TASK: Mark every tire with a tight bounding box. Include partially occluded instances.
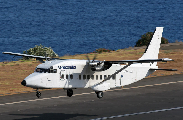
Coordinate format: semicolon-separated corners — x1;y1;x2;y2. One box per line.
67;89;73;97
36;91;41;98
97;91;103;99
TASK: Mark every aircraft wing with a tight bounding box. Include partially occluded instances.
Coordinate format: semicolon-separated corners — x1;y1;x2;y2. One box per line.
104;58;173;64
2;52;51;61
150;68;177;71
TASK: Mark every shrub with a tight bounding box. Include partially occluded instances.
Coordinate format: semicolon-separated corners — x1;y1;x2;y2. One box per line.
23;44;58;59
92;48;112;54
135;32;168;47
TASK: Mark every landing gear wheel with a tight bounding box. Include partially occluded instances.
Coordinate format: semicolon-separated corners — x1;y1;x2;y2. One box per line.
36;91;41;98
67;89;73;97
97;91;103;99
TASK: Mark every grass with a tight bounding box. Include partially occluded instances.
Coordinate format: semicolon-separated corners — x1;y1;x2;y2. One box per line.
0;48;183;95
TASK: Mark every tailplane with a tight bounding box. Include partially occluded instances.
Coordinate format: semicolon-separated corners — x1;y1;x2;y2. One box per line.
139;27;163;60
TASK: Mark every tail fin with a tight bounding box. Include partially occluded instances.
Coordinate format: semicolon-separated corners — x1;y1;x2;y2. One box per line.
139;27;164;60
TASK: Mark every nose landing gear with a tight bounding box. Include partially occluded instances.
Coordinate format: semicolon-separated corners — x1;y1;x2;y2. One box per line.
36;89;41;98
67;89;73;97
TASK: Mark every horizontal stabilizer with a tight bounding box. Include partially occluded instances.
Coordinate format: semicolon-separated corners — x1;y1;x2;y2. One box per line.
150;68;177;71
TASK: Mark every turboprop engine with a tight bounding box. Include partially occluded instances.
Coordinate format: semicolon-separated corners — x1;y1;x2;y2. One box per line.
89;61;112;71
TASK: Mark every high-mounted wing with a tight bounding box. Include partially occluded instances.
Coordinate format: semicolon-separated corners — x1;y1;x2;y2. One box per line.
2;52;51;62
104;58;173;64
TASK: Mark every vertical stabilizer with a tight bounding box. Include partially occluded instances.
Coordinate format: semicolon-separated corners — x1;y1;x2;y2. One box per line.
139;27;163;60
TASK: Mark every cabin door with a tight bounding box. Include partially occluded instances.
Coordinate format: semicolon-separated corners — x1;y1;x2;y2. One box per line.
115;73;123;87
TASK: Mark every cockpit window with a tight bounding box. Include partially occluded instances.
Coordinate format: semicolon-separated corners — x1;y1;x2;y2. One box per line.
35;68;57;73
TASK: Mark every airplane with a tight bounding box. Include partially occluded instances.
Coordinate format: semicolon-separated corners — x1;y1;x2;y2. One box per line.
3;27;177;99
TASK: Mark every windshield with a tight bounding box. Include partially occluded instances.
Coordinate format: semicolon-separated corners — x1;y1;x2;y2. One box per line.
35;68;57;73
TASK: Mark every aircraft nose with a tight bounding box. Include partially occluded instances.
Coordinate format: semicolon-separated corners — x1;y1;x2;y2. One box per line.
21;80;26;86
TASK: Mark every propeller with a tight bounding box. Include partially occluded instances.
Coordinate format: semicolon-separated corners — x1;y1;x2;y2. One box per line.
86;54;97;64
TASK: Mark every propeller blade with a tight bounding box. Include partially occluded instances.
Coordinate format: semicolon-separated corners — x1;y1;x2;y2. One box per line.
92;54;97;62
86;55;90;63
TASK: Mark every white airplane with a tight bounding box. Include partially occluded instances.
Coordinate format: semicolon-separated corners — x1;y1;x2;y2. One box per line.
3;27;177;99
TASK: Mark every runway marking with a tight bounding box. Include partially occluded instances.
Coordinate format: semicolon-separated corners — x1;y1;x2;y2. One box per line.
5;103;14;105
90;106;183;120
51;97;60;99
120;88;130;90
154;84;162;85
28;100;37;102
177;81;183;82
1;80;183;106
42;98;51;100
82;93;91;95
161;83;170;85
144;85;153;86
130;87;139;89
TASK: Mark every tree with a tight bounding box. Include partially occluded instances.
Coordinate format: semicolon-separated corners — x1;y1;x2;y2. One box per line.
135;32;168;47
23;44;58;59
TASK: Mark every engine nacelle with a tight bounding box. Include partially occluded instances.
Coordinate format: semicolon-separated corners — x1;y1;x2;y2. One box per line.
90;62;112;71
91;82;110;91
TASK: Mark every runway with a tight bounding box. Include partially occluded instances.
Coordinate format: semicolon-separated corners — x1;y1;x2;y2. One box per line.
0;74;183;120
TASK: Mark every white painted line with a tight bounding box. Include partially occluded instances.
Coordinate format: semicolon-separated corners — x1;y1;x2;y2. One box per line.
82;93;91;95
42;98;51;100
145;85;153;87
90;92;95;94
12;102;21;104
58;96;66;97
74;94;83;95
168;82;177;84
28;100;37;102
138;86;146;88
5;103;14;105
19;101;28;103
51;97;60;99
122;88;130;90
177;81;183;82
154;84;162;85
161;83;170;85
131;87;139;89
0;104;5;106
35;99;44;101
90;106;183;120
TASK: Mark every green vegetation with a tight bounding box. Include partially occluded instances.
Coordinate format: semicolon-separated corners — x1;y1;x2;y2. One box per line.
92;48;112;54
135;32;168;47
23;44;58;59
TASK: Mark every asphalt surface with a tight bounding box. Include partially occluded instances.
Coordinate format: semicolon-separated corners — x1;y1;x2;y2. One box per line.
0;74;183;120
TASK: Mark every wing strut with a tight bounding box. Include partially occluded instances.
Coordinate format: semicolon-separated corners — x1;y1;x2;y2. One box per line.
94;63;132;86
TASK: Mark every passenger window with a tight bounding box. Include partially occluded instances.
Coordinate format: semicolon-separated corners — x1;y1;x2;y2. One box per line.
70;74;73;79
83;75;86;80
96;75;98;80
53;69;57;73
104;75;107;79
66;74;68;79
100;75;102;80
79;75;81;80
108;75;110;78
91;75;94;80
112;75;116;80
87;75;90;79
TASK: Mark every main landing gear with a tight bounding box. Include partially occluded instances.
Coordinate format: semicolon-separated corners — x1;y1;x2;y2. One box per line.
36;89;41;98
95;91;103;99
67;89;73;97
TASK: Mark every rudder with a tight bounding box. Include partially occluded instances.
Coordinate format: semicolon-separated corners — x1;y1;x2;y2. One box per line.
139;27;164;60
